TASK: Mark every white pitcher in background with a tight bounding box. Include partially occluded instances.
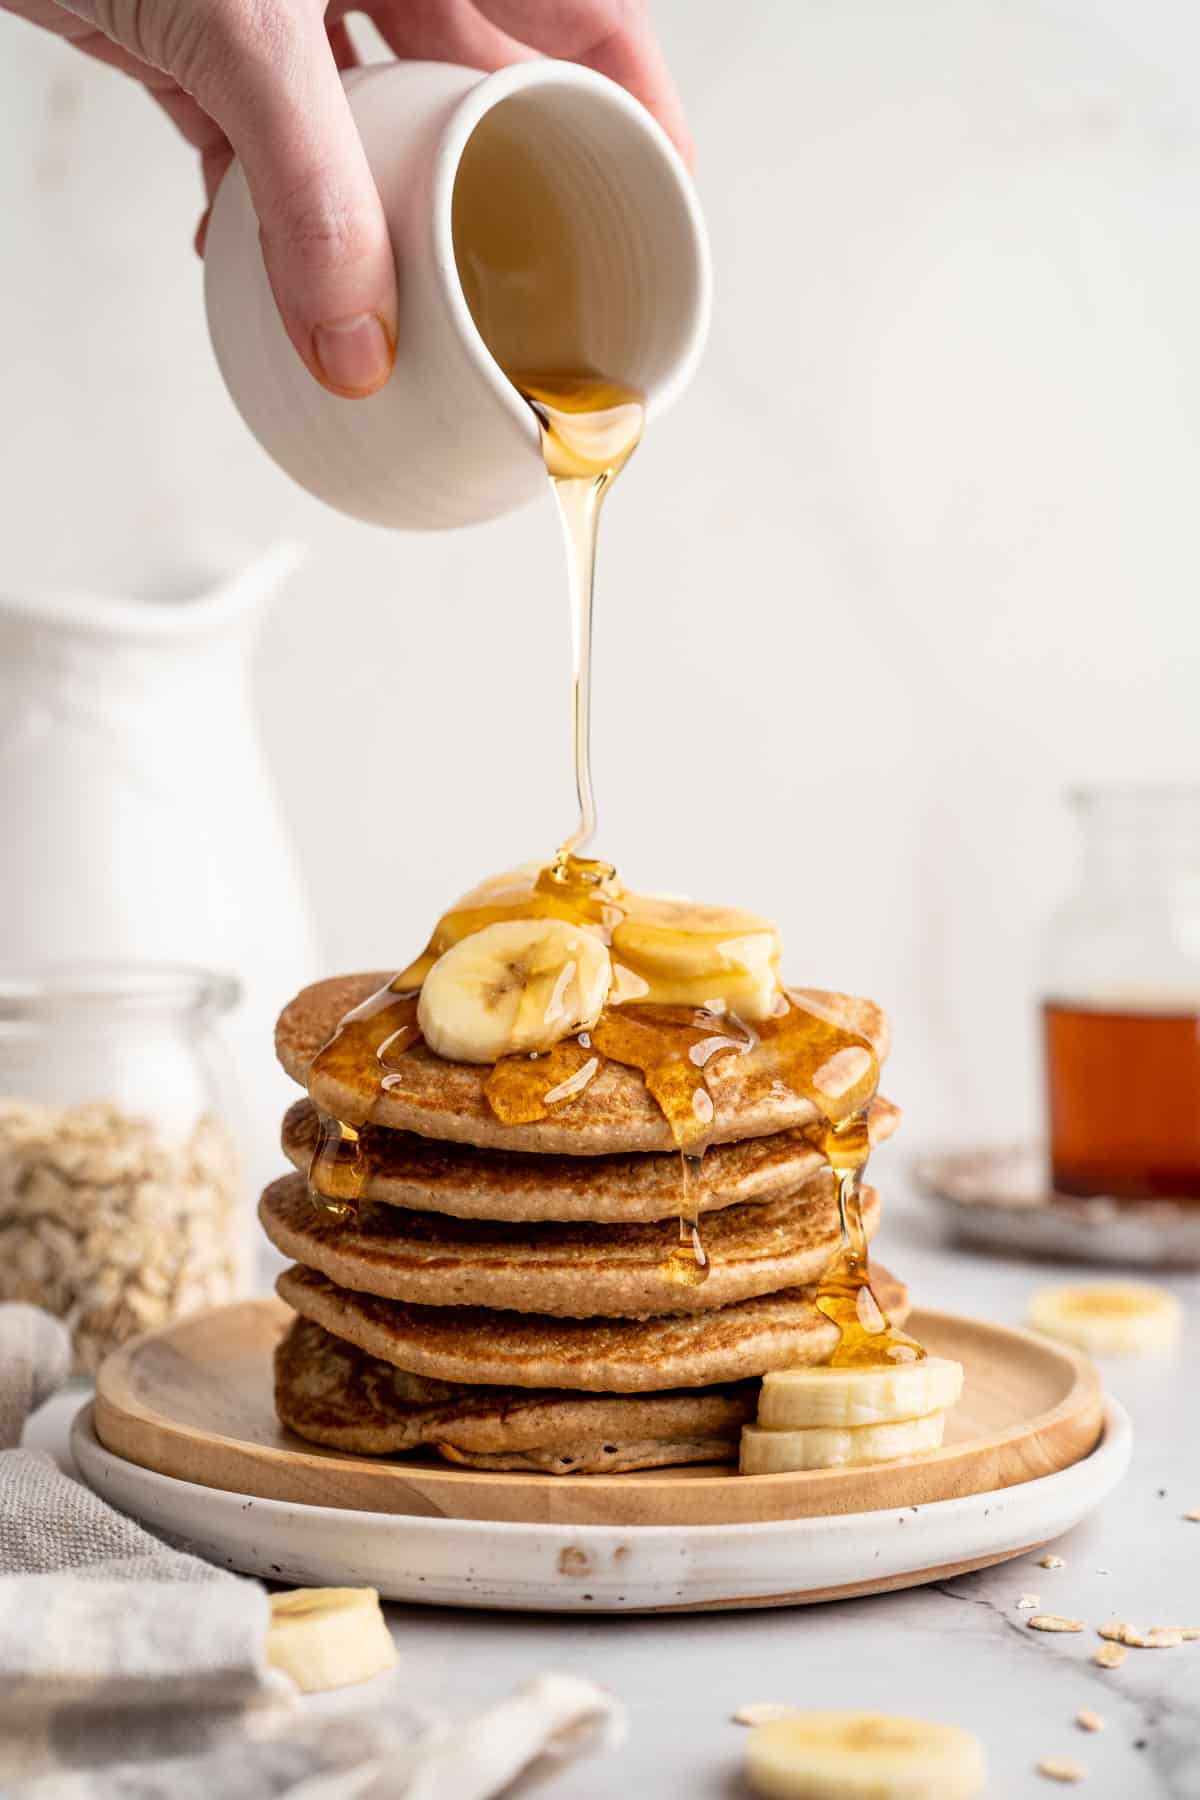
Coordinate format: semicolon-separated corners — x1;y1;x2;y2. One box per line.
0;544;321;1203
204;59;711;528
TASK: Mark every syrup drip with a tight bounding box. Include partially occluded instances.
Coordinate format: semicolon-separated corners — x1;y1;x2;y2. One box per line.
748;1002;924;1364
594;1004;758;1285
810;1107;924;1366
305;983;420;1216
815;1168;924;1366
669;1151;709;1286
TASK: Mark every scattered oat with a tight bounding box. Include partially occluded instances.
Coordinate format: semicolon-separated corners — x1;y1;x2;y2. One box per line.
1152;1626;1200;1641
1017;1594;1041;1610
1184;1509;1200;1522
1029;1615;1086;1634
1099;1621;1186;1649
1039;1554;1066;1570
1038;1757;1086;1783
1076;1710;1104;1733
732;1702;792;1727
1093;1643;1127;1669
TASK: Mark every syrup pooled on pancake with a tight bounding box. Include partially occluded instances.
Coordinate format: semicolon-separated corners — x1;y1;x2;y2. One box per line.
302;887;919;1364
306;988;421;1218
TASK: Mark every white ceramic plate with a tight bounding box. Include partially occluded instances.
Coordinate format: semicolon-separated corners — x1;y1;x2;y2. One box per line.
71;1399;1130;1613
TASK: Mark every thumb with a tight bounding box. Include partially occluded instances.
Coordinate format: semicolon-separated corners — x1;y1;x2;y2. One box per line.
202;12;397;397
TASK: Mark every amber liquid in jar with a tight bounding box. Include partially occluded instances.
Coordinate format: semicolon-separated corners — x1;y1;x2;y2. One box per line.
1044;997;1200;1201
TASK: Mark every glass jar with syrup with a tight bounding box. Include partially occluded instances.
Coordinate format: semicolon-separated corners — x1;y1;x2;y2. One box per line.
1042;786;1200;1202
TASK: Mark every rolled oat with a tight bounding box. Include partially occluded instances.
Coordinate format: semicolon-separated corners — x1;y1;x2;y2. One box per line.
0;1100;241;1373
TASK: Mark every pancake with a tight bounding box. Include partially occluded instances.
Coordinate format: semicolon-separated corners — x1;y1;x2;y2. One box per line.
276;974;891;1155
259;1172;882;1316
276;1315;756;1471
282;1096;901;1222
276;1262;910;1392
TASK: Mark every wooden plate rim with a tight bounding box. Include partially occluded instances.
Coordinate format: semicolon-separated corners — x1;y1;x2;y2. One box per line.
93;1299;1104;1526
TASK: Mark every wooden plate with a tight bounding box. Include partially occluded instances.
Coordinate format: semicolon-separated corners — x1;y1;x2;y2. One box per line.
93;1298;1105;1528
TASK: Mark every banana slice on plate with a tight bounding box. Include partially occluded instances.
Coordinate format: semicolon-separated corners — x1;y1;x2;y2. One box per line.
757;1359;963;1430
740;1411;945;1475
1026;1282;1182;1357
746;1711;985;1800
611;894;782;1020
418;918;611;1063
266;1587;397;1693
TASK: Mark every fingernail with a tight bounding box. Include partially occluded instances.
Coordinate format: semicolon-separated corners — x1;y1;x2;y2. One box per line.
312;312;393;395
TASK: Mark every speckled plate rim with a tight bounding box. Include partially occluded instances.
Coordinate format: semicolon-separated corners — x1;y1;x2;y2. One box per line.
70;1398;1131;1613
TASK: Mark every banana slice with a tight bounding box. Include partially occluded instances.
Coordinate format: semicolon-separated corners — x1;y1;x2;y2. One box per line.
266;1587;397;1693
611;894;782;1021
757;1359;963;1430
746;1711;985;1800
740;1411;945;1475
418;918;611;1063
1026;1282;1182;1357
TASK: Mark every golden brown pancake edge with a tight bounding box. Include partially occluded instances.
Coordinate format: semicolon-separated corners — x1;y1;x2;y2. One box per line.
275;1261;910;1393
275;1314;757;1471
275;973;891;1155
259;1172;882;1316
281;1095;901;1221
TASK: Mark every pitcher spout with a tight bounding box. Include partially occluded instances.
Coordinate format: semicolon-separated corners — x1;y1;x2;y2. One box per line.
0;540;306;643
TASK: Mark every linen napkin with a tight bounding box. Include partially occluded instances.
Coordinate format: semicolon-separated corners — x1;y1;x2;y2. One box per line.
0;1303;622;1797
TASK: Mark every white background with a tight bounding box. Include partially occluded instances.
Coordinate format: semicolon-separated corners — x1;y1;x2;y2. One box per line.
3;0;1199;1151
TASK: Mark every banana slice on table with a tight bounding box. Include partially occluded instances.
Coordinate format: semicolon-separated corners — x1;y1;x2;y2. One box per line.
757;1359;963;1430
611;894;782;1020
740;1411;945;1476
418;918;611;1063
746;1711;985;1800
266;1587;397;1693
1026;1282;1182;1357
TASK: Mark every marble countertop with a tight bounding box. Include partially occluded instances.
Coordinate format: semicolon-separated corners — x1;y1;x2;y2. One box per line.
25;1180;1200;1799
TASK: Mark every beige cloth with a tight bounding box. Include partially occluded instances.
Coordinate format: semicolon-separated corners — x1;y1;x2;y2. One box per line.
0;1303;622;1797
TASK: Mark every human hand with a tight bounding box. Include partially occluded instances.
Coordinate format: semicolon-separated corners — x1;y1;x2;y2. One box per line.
7;0;691;396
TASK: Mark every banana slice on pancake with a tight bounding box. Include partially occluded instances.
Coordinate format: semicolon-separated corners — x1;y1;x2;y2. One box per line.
418;918;611;1063
611;894;781;1020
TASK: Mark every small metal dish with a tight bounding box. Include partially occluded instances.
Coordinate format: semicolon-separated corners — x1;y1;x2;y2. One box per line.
913;1145;1200;1268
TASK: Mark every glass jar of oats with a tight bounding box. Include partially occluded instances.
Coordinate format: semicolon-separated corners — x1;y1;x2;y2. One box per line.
0;965;245;1373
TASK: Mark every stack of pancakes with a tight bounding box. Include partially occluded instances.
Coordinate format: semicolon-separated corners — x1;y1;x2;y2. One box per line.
263;974;908;1475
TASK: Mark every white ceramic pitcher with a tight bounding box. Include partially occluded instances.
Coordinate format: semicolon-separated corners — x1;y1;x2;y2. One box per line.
0;545;321;1201
204;59;711;529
